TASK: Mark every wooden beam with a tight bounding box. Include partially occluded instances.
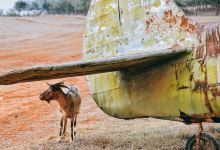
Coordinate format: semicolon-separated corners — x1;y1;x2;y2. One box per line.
0;48;191;85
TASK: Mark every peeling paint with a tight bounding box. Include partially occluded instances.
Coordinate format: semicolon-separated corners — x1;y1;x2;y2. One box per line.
83;0;220;121
180;110;216;124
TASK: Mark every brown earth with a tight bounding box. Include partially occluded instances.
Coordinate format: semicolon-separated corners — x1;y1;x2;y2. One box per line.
0;15;220;150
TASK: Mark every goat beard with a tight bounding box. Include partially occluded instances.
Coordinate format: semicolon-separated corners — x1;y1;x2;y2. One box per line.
46;100;51;104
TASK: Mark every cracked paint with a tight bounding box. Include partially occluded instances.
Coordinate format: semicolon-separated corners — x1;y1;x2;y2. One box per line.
83;0;220;122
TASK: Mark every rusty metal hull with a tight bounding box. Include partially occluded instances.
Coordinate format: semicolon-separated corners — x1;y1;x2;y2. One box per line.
84;0;220;122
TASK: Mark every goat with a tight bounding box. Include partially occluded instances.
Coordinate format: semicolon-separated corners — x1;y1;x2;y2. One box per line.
39;82;81;141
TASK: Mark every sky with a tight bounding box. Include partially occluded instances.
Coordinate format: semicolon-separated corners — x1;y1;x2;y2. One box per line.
0;0;18;11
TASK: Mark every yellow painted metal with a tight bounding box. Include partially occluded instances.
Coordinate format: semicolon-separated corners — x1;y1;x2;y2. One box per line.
83;0;220;120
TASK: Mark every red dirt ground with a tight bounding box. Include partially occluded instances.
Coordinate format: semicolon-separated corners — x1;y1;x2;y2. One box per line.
0;15;100;149
1;16;220;150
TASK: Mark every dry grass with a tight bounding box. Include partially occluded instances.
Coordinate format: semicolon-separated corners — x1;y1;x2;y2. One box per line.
20;117;220;150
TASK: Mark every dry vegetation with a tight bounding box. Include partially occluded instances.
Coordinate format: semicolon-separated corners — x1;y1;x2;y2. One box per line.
0;16;220;150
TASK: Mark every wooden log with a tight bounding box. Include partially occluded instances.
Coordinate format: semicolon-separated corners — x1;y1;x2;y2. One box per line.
0;48;191;85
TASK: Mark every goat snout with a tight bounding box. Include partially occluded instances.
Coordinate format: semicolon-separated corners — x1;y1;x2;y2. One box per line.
39;94;44;100
39;95;50;104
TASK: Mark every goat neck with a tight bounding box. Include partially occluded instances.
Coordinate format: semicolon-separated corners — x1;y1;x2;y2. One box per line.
56;90;70;110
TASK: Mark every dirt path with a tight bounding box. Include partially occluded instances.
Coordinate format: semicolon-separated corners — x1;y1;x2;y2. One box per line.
0;16;220;150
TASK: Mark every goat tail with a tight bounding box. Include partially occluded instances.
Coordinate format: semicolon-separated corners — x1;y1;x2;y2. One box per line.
70;85;81;96
73;85;79;92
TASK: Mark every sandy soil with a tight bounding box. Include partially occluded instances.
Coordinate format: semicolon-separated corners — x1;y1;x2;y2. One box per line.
0;15;220;150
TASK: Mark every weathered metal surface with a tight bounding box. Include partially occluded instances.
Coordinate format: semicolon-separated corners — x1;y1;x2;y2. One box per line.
84;0;220;121
0;47;189;85
189;23;220;123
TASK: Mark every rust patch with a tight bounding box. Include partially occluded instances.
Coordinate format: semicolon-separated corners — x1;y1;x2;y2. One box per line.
210;87;220;99
180;16;188;28
203;86;214;114
193;63;215;114
193;23;220;115
145;20;151;32
188;23;196;33
194;82;220;99
202;63;214;114
179;110;216;124
196;44;204;59
196;24;220;58
145;14;154;32
195;24;204;59
165;0;171;5
163;10;177;27
194;80;207;91
180;16;196;33
205;24;220;57
146;20;150;26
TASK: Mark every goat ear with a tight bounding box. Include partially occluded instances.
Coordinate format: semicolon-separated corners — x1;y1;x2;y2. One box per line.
50;85;57;92
59;84;69;89
55;81;64;86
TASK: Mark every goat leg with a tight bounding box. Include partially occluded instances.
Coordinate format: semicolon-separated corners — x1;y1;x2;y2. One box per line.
74;116;77;136
62;117;67;136
56;117;64;143
71;118;74;141
59;117;63;136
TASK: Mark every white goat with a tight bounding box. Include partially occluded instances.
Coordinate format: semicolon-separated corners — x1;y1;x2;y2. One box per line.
39;82;81;141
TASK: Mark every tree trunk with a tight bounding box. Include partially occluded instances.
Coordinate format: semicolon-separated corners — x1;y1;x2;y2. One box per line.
216;3;220;16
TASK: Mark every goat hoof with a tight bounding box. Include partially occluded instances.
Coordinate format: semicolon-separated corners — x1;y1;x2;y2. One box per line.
57;137;62;143
61;134;66;139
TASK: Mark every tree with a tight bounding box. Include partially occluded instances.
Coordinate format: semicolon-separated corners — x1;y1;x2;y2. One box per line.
41;0;50;14
215;0;220;15
82;0;91;14
30;1;41;10
0;9;3;16
9;0;92;16
6;9;18;16
52;1;74;14
14;0;27;15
